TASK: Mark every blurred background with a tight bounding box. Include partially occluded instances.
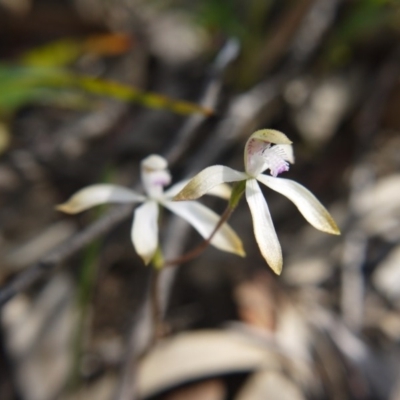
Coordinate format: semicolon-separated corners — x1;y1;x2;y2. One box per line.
0;0;400;399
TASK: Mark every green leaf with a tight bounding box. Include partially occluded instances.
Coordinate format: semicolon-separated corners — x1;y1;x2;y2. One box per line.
0;65;213;116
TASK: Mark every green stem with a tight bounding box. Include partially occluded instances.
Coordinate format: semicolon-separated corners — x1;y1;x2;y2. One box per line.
68;168;113;391
149;268;163;344
68;236;101;390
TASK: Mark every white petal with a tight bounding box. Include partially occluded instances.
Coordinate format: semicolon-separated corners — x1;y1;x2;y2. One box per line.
164;201;245;256
132;200;159;265
244;130;293;177
165;179;232;200
261;146;290;177
257;174;340;235
143;169;171;199
56;184;145;214
246;154;269;178
245;179;282;275
275;144;295;163
141;155;171;198
173;165;247;201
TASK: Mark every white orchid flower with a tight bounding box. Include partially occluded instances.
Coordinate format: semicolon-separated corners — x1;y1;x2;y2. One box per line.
174;129;340;275
57;154;245;265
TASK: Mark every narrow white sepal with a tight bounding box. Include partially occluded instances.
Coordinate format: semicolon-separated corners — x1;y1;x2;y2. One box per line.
245;179;283;275
256;174;340;235
173;165;247;201
165;179;232;200
164;200;245;257
56;184;145;214
132;200;159;265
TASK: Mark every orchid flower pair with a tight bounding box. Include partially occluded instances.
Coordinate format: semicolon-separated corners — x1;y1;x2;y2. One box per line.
57;154;245;265
58;129;339;274
174;129;340;274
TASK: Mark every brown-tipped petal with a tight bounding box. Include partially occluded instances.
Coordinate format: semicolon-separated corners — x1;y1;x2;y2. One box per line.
257;175;340;235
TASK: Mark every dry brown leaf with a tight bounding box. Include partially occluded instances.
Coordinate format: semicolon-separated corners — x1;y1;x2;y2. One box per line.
235;370;306;400
163;379;225;400
137;330;278;399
